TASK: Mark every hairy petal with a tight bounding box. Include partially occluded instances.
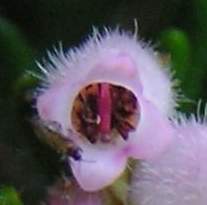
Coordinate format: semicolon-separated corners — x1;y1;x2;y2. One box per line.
37;29;176;117
130;118;207;205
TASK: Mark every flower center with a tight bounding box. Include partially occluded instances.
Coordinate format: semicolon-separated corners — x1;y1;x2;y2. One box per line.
71;83;140;143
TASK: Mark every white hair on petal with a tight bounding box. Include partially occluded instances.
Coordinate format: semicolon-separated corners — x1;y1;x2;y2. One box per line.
34;27;178;116
133;19;138;40
172;100;207;127
26;70;45;81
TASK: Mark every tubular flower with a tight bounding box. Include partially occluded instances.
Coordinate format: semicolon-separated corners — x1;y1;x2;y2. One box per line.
130;116;207;205
35;28;174;191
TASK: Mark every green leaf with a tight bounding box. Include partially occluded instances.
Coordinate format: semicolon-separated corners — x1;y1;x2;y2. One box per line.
0;187;23;205
159;28;191;80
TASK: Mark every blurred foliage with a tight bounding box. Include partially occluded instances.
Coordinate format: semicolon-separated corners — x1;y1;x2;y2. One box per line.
0;0;207;204
0;187;23;205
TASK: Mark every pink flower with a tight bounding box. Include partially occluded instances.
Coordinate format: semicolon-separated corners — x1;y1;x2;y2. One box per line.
35;28;174;191
130;116;207;205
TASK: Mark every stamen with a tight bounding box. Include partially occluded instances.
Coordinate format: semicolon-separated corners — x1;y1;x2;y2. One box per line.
98;83;112;142
98;83;112;133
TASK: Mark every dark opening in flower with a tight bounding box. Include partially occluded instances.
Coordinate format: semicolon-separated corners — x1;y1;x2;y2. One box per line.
71;82;140;144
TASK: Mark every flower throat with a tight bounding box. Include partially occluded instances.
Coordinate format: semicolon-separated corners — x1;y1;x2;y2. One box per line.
71;82;140;143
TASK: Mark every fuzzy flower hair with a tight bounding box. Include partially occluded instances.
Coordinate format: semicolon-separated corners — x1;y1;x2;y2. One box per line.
130;115;207;205
35;28;174;192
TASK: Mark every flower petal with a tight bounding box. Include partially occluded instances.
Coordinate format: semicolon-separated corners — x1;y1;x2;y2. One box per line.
70;144;127;191
37;84;71;134
130;119;207;205
37;29;176;119
125;96;173;160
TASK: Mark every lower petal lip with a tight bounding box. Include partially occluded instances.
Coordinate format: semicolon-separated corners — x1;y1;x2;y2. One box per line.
70;153;127;191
